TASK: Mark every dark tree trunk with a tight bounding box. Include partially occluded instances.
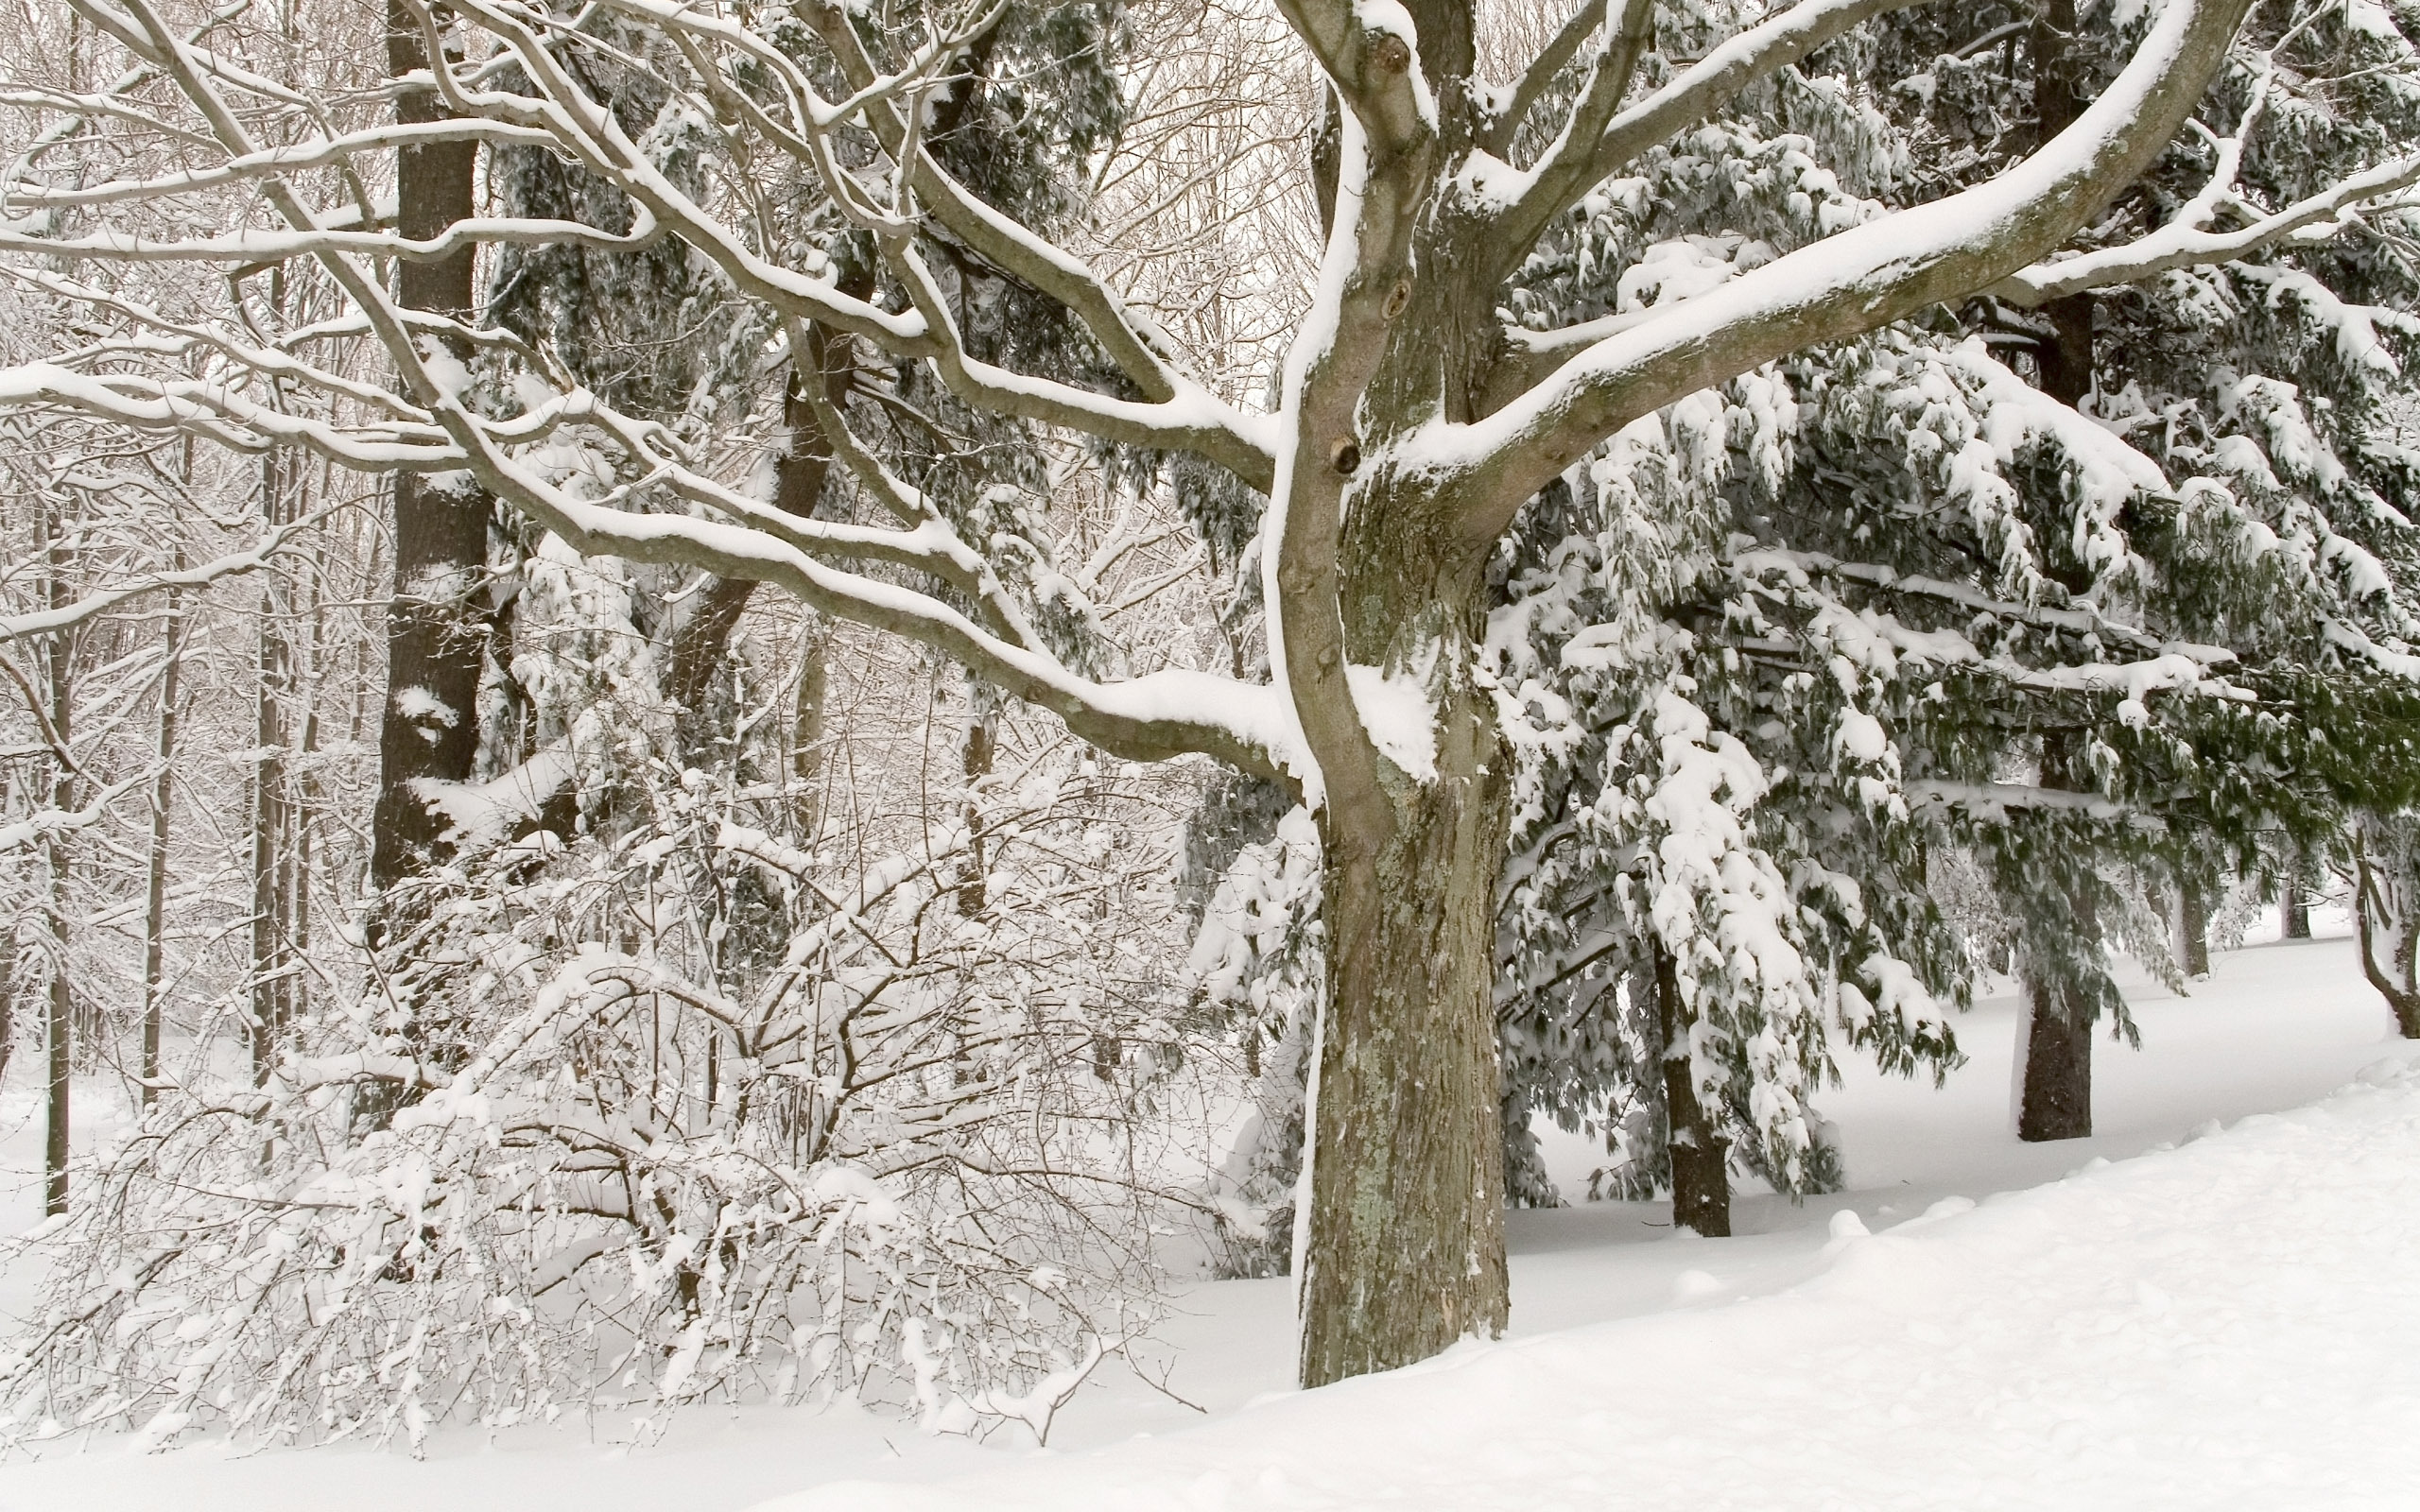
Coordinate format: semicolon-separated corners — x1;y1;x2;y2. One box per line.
140;579;183;1109
43;508;71;1215
1656;945;1731;1236
2007;16;2102;1148
2179;876;2211;978
664;324;856;771
2016;981;2094;1141
957;684;995;917
370;6;493;892
252;450;296;1084
2017;732;2098;1143
1297;676;1511;1388
2282;870;2312;939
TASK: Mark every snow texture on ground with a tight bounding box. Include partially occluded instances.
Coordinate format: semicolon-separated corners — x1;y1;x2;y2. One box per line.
2;929;2412;1510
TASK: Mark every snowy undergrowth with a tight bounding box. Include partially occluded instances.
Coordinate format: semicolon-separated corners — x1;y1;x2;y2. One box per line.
784;1050;2420;1510
0;938;2404;1511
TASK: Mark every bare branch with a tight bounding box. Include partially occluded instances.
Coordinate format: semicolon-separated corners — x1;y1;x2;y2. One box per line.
1482;0;1611;157
1477;0;1655;270
1473;0;1932;283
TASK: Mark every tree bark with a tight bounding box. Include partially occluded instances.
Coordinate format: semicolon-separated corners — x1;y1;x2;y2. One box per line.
2178;875;2211;979
2354;835;2420;1037
1656;945;1732;1236
2281;868;2311;939
2017;732;2097;1143
665;301;860;772
42;504;71;1216
1297;674;1511;1388
2005;14;2102;1147
957;682;996;917
251;451;296;1084
370;5;493;892
2016;979;2094;1141
791;615;830;833
140;577;183;1109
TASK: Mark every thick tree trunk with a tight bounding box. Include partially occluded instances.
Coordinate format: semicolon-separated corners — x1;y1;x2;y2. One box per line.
2354;840;2420;1038
2178;876;2211;979
1656;946;1731;1236
2281;869;2312;939
2015;980;2094;1140
2017;731;2097;1143
2008;19;2102;1146
370;6;493;892
1297;681;1511;1388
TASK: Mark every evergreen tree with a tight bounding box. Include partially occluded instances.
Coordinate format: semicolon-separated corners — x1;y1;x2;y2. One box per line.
1494;0;2420;1236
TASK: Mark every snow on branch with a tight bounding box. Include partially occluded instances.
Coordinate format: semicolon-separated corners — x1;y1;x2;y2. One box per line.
0;507;336;644
1995;50;2420;306
1270;0;1438;153
1427;0;2259;534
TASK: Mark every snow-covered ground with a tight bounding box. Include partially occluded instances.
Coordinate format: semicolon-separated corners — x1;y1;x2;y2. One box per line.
4;925;2414;1511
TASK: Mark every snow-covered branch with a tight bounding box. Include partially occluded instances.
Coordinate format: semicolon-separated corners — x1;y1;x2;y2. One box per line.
1434;0;2257;535
1996;149;2420;305
1477;0;1928;280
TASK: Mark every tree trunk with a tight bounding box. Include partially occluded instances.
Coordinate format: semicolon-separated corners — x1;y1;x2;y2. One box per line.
1656;945;1731;1236
2178;876;2211;979
2017;731;2097;1143
370;5;493;892
2282;869;2311;939
665;302;859;773
2004;16;2103;1147
43;507;71;1216
2354;834;2420;1038
0;922;16;1088
2015;979;2094;1141
1296;680;1511;1388
958;683;996;917
140;578;183;1109
251;452;295;1084
791;615;830;833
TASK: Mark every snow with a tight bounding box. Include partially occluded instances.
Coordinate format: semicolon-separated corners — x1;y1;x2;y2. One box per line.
7;930;2417;1511
1343;662;1439;781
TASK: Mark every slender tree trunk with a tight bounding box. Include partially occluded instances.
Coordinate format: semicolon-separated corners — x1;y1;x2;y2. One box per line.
1656;944;1731;1236
140;579;183;1109
666;322;858;773
958;682;996;917
0;919;16;1087
252;452;294;1084
790;614;830;834
1297;675;1511;1388
370;5;493;893
42;507;71;1216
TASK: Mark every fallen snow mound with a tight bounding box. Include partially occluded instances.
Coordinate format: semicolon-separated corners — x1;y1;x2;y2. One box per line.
773;1056;2420;1511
